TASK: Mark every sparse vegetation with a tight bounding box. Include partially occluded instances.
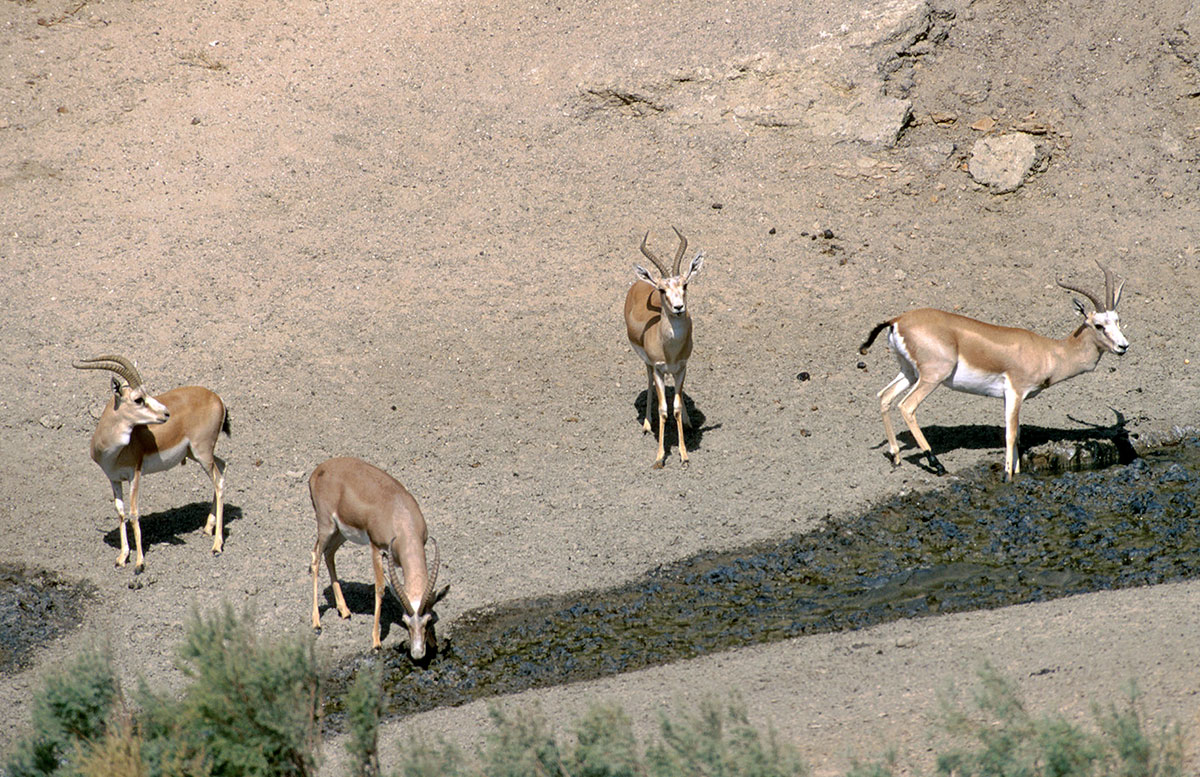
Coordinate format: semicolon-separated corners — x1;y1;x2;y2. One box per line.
3;612;1187;777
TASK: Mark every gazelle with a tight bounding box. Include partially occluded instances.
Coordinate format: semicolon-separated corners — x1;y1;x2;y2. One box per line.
859;261;1128;480
624;226;704;468
73;355;229;572
309;457;448;659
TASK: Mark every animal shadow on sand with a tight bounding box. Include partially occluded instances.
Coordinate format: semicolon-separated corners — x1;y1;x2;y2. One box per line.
632;388;721;462
102;501;243;552
880;410;1134;475
316;582;441;659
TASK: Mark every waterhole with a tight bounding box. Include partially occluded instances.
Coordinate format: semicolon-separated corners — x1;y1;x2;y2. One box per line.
325;434;1200;726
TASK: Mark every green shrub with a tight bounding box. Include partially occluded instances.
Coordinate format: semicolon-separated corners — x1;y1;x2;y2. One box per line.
345;663;384;777
5;647;119;777
140;604;321;777
934;665;1183;777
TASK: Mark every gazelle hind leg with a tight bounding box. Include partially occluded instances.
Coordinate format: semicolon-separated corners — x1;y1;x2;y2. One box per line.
676;365;691;430
322;533;350;619
642;364;655;432
673;376;689;467
201;454;226;555
897;377;948;475
877;373;911;465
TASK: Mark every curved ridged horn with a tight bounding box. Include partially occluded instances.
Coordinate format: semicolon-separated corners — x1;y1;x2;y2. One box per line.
671;226;688;275
1095;259;1124;310
72;354;143;388
1055;277;1104;312
639;231;669;277
384;539;417;617
420;537;440;613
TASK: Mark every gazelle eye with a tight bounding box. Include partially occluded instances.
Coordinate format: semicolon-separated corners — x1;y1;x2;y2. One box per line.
135;396;145;405
1094;323;1103;330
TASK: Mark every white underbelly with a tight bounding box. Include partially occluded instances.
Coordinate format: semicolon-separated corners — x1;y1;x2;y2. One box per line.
141;440;190;474
945;360;1007;398
334;514;371;545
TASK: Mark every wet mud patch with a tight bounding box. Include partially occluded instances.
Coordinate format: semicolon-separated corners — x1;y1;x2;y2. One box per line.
324;435;1200;728
0;564;95;676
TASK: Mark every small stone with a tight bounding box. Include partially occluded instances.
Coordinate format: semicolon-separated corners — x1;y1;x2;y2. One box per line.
768;227;776;235
970;116;996;131
968;132;1046;194
286;470;305;480
191;116;201;125
822;228;834;239
929;111;958;125
856;361;867;370
38;415;62;429
711;202;724;209
796;372;810;382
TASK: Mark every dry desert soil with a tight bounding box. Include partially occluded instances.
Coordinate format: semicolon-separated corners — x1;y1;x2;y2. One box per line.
2;0;1200;774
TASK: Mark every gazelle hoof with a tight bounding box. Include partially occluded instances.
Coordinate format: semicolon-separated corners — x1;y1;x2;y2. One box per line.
134;563;145;575
652;460;665;469
313;625;322;635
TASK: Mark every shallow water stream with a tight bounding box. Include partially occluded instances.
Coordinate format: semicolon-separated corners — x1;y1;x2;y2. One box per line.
325;435;1200;726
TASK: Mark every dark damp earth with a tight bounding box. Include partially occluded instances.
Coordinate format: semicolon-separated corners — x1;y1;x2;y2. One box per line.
0;565;94;677
322;435;1200;729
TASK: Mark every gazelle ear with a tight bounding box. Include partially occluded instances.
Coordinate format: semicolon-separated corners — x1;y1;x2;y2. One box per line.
686;253;704;280
633;264;657;285
1071;298;1087;317
1113;278;1125;308
110;377;123;404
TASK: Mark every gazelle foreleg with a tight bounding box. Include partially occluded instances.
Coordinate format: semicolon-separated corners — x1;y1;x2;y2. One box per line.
877;373;912;466
110;480;132;569
653;368;669;468
1003;387;1023;481
129;467;146;572
896;377;948;476
370;545;386;650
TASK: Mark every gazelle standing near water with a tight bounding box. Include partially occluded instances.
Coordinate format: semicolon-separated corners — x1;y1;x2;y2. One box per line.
73;355;229;572
859;261;1128;480
309;457;447;659
624;227;704;468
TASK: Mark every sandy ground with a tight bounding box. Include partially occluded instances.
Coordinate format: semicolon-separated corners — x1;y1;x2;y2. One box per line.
2;0;1199;773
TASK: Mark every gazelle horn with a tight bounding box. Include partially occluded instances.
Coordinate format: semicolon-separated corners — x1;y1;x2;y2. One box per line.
72;354;144;388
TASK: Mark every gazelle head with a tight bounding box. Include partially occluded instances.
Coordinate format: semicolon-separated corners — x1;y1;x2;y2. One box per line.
73;355;170;425
634;227;703;317
384;536;444;661
1057;260;1128;356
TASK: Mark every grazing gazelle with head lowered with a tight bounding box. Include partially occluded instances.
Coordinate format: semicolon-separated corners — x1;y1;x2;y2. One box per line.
73;355;229;572
624;226;704;468
309;457;447;659
859;261;1128;481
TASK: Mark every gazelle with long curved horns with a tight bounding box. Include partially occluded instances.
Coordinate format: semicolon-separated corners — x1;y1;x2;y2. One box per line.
624;226;704;468
859;261;1128;480
73;355;230;571
309;457;448;659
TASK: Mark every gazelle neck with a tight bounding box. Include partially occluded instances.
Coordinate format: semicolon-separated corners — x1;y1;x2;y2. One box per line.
392;533;429;606
1047;325;1107;385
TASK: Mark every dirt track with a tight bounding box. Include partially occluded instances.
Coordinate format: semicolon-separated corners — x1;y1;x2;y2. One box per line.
2;0;1199;773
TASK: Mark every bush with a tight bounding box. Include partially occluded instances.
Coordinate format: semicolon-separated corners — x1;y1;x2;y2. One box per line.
392;696;808;777
932;665;1183;777
139;604;321;777
5;647;119;777
345;663;384;777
